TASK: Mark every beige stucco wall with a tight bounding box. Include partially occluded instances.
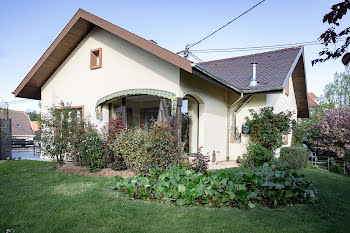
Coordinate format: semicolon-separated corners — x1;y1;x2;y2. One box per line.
228;94;266;160
41;26;180;128
180;71;240;161
266;76;298;155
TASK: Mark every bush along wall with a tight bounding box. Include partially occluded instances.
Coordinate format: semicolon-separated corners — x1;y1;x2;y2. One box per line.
114;165;317;209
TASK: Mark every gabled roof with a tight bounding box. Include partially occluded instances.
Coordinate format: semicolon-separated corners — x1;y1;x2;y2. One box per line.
8;110;34;136
194;47;309;117
14;9;192;100
194;47;302;93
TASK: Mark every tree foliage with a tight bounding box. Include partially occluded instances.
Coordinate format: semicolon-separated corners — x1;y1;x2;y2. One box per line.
313;0;350;65
245;107;295;151
26;110;40;121
319;70;350;108
40;102;83;163
315;107;350;157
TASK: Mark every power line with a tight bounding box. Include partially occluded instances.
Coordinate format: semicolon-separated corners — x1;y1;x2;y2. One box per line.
189;38;347;54
189;52;204;63
6;99;37;104
186;0;267;50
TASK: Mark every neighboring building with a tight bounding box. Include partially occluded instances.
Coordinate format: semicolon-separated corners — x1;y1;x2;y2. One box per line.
13;9;309;161
308;92;319;109
31;121;40;133
8;110;35;146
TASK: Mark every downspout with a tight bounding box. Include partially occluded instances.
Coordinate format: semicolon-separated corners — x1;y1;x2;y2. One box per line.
233;95;254;140
226;93;243;160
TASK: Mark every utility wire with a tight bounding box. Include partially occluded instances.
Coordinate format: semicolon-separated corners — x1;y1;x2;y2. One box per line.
6;99;37;104
189;52;204;63
189;38;347;54
185;0;267;50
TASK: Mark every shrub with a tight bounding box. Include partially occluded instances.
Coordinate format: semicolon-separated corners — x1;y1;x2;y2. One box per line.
110;121;179;173
75;122;106;172
190;153;210;173
146;121;179;169
102;116;126;170
245;107;295;151
278;146;309;170
110;128;149;173
40;102;84;163
329;163;343;174
242;143;274;168
114;165;317;209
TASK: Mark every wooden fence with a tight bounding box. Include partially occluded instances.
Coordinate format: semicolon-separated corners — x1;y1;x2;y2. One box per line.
310;152;349;175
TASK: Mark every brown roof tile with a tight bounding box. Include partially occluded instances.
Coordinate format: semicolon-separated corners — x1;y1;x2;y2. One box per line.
195;47;302;93
8;110;35;136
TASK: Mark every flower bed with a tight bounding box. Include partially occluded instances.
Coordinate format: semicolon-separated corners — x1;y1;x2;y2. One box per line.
114;165;317;208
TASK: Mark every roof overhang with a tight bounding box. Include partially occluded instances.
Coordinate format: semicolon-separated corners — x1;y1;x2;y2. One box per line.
14;9;192;100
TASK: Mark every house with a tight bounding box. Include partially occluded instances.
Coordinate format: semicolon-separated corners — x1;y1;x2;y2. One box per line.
30;121;40;134
13;9;309;161
308;92;319;109
8;110;35;147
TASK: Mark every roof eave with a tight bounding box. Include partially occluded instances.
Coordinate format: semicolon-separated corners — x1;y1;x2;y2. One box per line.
14;9;192;99
193;65;242;94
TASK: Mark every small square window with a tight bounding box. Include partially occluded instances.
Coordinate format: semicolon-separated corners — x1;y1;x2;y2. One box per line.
90;48;102;70
16;123;20;128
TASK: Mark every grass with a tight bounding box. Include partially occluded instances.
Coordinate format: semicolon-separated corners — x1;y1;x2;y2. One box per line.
0;160;349;233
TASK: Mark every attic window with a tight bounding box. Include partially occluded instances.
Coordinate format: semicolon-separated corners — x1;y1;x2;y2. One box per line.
285;80;290;96
16;123;20;128
90;48;102;70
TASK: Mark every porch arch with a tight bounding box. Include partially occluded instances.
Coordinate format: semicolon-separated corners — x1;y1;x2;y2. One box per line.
95;88;177;120
182;93;204;154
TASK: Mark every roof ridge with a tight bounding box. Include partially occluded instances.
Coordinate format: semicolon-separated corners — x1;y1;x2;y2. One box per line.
198;46;303;65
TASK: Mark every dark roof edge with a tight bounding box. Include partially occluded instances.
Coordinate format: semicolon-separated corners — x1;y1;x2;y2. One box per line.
281;47;303;90
198;46;303;65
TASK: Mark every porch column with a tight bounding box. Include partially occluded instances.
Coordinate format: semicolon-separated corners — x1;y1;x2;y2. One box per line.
122;97;127;127
108;103;112;122
174;97;183;154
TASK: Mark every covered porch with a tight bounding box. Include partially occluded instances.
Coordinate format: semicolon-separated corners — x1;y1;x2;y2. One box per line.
95;89;201;154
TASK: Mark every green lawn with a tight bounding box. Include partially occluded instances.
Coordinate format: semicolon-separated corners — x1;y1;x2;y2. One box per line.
0;160;349;233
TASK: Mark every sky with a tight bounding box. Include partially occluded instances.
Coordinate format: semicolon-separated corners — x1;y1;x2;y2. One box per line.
0;0;349;112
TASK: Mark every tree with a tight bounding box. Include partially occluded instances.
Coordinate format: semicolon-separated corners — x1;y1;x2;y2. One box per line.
315;107;350;157
312;0;350;66
26;110;40;121
293;111;320;152
319;69;350;108
40;102;83;163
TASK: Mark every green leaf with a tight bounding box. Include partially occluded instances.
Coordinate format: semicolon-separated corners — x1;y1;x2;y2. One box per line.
159;174;167;181
237;190;247;201
176;199;186;206
285;189;293;198
149;168;156;175
178;184;186;193
248;202;256;209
